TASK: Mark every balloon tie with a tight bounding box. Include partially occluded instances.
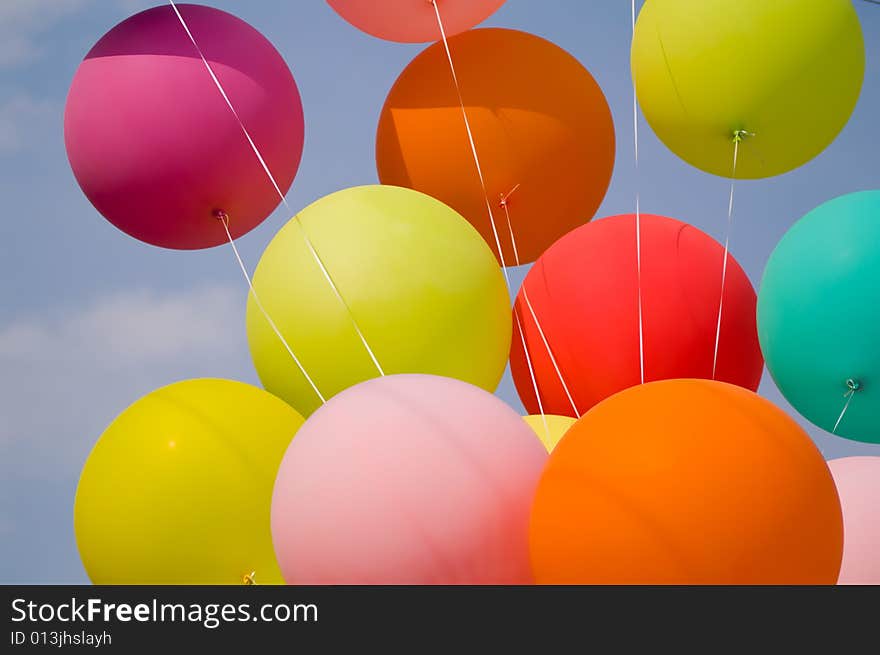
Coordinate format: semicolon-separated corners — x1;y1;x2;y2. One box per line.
431;0;579;418
711;135;741;379
832;379;862;434
242;571;257;585
168;0;385;382
632;0;646;386
732;129;754;145
214;210;327;404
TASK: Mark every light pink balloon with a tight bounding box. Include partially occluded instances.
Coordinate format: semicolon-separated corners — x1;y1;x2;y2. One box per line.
828;457;880;585
64;4;304;250
271;374;547;584
327;0;506;43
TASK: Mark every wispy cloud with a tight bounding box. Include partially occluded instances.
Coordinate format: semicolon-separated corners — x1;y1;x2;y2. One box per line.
0;0;92;69
0;283;255;478
0;92;56;154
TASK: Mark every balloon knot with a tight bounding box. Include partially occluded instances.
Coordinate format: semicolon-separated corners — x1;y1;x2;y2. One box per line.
845;378;862;395
213;209;230;225
732;129;754;144
242;571;257;585
499;183;521;209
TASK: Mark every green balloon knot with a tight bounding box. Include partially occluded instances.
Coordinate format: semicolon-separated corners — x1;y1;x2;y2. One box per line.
732;129;754;144
846;378;862;393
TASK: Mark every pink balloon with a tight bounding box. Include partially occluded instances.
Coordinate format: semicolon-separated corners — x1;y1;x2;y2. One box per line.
64;4;304;250
828;457;880;584
327;0;506;43
271;374;547;584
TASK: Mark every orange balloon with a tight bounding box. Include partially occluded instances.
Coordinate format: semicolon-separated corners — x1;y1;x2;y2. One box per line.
376;28;615;265
529;379;843;584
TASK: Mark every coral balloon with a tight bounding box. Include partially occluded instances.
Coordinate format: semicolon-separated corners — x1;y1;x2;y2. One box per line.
523;414;575;453
377;28;615;264
632;0;864;179
530;379;843;584
758;191;880;443
247;185;511;416
74;379;304;584
511;214;763;417
327;0;505;43
271;374;547;584
827;457;880;585
64;4;304;249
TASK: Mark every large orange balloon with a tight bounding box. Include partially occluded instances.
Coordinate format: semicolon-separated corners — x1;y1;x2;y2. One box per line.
376;28;615;265
530;380;843;585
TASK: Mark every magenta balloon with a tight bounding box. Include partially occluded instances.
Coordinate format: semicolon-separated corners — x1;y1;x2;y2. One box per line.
271;374;547;584
327;0;506;43
64;4;304;249
828;457;880;585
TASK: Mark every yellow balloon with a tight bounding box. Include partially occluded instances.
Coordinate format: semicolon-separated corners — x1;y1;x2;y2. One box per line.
74;379;304;584
632;0;864;178
247;185;511;416
523;414;576;452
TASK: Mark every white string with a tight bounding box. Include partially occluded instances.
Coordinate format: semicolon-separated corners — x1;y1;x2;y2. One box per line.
168;0;385;378
429;0;512;279
513;309;550;440
501;200;581;417
632;0;645;386
832;392;856;435
431;0;580;417
832;380;861;434
711;137;740;379
218;214;326;404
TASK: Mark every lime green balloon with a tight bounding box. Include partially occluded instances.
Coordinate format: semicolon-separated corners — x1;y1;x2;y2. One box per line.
632;0;864;178
247;185;511;416
74;379;304;584
758;191;880;443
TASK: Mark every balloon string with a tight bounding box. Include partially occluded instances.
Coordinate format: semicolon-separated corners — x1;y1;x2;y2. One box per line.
431;0;580;418
502;201;581;417
711;134;742;380
167;0;385;379
631;0;646;386
832;379;861;435
513;309;550;441
217;212;326;405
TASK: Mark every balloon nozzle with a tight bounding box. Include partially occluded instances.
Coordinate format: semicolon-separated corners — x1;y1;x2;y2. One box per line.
732;129;754;144
242;571;256;585
846;378;862;394
213;209;229;224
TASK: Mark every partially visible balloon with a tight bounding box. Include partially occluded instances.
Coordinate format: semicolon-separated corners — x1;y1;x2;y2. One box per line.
65;4;304;249
271;374;547;584
327;0;505;43
758;191;880;443
523;414;576;453
377;28;615;264
510;214;763;417
247;185;511;416
530;379;843;584
828;457;880;585
632;0;864;178
74;379;304;584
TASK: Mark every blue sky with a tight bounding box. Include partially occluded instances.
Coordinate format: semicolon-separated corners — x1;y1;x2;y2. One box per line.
1;0;878;584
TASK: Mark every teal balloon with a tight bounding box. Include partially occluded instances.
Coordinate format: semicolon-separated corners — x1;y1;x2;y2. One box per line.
758;191;880;443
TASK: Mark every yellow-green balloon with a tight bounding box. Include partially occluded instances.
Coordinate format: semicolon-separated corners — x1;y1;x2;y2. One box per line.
247;185;511;416
523;414;576;452
632;0;864;178
74;379;304;584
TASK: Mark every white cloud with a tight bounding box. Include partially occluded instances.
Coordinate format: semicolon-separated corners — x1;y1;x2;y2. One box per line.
0;92;56;154
0;284;256;478
0;0;91;69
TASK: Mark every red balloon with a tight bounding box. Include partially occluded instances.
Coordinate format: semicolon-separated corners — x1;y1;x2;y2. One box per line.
510;214;763;416
64;5;304;250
